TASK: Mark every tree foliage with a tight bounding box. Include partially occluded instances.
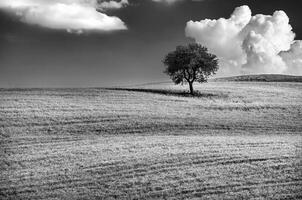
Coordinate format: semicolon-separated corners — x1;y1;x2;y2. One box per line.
163;43;219;94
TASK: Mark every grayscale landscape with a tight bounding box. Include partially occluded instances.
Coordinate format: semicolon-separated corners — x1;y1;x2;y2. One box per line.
1;0;302;199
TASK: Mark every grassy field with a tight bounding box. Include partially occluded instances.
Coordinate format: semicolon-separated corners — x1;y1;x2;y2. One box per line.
213;74;302;82
1;81;302;199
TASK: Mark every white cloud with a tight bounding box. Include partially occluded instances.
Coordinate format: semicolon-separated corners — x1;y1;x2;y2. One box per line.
185;5;302;76
0;0;127;33
98;0;128;10
280;41;302;75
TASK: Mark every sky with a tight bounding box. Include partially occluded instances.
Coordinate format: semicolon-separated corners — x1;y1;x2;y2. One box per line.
0;0;302;87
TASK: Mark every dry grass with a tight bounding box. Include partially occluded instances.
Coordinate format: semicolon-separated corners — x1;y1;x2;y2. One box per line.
0;82;302;199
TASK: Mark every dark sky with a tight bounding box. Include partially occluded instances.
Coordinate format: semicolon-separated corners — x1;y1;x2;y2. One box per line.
1;0;302;87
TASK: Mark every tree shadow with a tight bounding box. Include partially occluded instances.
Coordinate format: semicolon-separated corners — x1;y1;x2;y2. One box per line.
105;88;228;98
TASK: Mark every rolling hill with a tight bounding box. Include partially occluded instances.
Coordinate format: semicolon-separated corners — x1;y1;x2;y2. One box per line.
1;81;302;199
212;74;302;82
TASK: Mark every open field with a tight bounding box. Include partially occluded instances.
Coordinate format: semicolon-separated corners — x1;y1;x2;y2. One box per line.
213;74;302;82
1;82;302;199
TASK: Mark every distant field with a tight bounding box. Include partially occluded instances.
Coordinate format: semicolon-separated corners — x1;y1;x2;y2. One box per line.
1;82;302;199
213;74;302;82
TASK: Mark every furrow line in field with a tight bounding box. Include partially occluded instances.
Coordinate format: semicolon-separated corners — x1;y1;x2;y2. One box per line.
1;136;86;147
179;180;302;199
0;178;92;193
1;119;123;129
83;156;292;179
142;180;302;199
3;177;301;199
3;154;296;189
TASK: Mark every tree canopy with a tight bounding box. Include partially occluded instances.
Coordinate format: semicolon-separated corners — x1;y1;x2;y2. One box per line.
163;43;219;94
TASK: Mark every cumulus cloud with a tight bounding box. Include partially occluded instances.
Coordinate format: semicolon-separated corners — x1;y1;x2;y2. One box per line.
185;5;302;76
0;0;127;33
98;0;128;10
280;41;302;75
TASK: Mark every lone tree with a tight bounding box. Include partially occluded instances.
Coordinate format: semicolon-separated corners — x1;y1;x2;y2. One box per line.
163;43;219;95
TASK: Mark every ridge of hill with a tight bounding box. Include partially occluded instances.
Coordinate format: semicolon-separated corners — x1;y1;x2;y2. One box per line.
212;74;302;82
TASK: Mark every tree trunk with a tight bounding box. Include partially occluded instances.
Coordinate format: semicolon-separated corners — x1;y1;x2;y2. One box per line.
189;82;194;95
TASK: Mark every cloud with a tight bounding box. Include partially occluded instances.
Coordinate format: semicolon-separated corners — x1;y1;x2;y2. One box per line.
185;5;302;76
280;41;302;75
98;0;128;10
0;0;127;33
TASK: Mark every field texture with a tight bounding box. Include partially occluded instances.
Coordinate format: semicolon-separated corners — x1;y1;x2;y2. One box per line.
1;82;302;199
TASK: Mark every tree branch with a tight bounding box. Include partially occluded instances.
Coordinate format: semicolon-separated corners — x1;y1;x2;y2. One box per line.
183;69;190;82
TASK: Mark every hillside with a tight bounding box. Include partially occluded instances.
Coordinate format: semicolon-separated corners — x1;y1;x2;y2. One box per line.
1;82;302;199
212;74;302;82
